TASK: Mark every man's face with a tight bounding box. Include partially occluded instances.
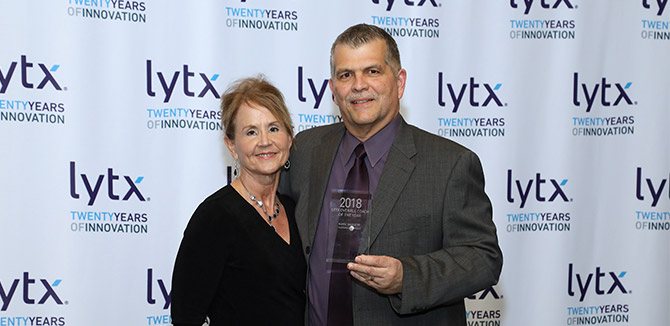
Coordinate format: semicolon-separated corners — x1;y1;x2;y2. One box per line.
329;39;406;141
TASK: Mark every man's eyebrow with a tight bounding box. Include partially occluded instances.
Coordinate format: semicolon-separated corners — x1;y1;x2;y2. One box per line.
335;64;385;75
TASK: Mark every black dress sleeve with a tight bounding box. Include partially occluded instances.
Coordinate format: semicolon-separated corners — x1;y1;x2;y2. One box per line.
171;195;233;326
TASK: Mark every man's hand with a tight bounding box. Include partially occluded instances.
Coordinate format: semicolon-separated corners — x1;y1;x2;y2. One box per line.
347;255;403;295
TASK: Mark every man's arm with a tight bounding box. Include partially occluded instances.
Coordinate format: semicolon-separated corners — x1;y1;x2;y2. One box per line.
349;151;502;314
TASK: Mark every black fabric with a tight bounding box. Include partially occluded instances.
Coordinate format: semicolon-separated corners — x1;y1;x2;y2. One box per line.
171;185;306;326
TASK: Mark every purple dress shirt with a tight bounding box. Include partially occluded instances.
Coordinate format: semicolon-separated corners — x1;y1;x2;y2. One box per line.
308;115;402;325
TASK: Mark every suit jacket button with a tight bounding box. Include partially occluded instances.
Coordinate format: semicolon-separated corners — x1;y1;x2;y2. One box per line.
305;246;311;254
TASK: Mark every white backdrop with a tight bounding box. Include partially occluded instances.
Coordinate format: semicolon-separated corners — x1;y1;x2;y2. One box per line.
1;0;668;325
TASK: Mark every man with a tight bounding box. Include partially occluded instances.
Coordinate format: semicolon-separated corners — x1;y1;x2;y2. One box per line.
282;24;502;325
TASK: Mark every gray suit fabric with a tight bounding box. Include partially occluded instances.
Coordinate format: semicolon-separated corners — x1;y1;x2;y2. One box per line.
281;118;503;325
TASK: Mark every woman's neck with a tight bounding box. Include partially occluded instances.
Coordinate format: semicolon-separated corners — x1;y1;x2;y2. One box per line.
235;173;279;205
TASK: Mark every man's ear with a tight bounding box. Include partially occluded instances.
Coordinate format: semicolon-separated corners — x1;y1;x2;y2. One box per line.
329;78;339;106
396;69;407;99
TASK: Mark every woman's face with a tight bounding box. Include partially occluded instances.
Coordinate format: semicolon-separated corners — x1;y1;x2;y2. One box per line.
225;102;292;179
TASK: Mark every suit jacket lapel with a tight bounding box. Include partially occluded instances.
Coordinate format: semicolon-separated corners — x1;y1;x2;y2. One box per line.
367;119;416;247
304;124;345;245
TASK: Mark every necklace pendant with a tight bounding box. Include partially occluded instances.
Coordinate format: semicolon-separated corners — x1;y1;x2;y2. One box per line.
239;179;280;233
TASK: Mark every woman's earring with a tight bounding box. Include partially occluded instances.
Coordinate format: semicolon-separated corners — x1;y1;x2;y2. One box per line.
233;160;240;179
283;159;291;170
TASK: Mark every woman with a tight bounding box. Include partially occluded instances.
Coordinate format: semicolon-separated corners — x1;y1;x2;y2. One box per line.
171;76;305;325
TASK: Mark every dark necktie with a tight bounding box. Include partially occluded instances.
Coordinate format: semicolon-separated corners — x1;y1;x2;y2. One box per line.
327;143;369;326
343;144;369;193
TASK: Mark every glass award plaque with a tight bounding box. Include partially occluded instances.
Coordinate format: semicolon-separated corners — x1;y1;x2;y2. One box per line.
326;189;371;264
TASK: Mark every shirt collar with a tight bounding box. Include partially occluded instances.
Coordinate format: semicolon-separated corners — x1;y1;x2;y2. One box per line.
339;115;402;168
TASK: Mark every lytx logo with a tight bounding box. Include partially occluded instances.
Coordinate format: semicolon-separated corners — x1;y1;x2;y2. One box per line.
568;263;628;302
636;167;669;207
69;161;146;206
146;60;221;103
510;0;575;14
0;55;63;94
147;268;171;309
298;66;329;109
437;73;504;112
0;272;64;311
467;286;502;300
372;0;438;11
643;0;668;15
572;73;635;112
506;170;570;208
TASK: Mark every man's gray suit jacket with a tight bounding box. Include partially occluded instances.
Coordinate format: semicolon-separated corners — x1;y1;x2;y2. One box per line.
281;118;503;325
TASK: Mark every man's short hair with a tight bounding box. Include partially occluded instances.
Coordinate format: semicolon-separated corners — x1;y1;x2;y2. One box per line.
330;23;402;77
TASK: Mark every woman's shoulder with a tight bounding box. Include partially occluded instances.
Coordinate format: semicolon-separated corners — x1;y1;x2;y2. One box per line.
188;185;243;224
200;184;237;206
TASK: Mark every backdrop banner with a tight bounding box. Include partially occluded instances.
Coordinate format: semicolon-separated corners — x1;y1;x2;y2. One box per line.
1;1;668;325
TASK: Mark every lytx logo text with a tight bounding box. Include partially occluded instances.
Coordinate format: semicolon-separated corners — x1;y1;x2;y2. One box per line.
506;170;570;208
69;161;146;206
636;167;669;207
437;73;504;112
298;66;329;109
568;263;628;302
147;268;170;309
572;73;634;112
372;0;438;11
0;272;64;311
467;286;502;300
0;55;63;94
510;0;575;14
146;60;221;103
643;0;668;15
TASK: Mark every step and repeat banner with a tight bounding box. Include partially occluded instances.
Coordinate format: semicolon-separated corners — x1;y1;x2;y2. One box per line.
1;0;668;325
